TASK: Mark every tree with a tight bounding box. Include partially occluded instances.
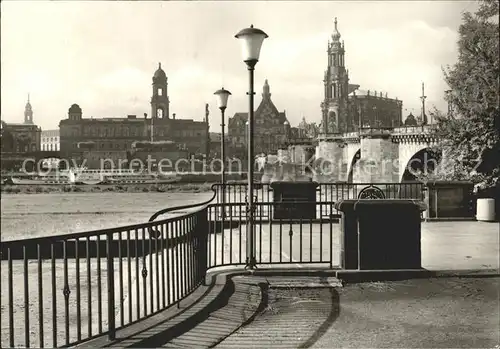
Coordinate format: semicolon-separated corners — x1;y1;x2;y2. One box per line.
430;0;499;189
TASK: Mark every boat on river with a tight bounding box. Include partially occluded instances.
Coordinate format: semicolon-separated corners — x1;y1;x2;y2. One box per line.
5;168;182;185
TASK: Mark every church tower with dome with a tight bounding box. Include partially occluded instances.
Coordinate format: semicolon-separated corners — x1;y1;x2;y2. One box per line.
320;18;403;133
321;18;350;134
24;94;34;124
150;62;170;119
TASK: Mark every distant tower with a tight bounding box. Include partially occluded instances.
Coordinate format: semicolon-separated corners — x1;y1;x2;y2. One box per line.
205;103;210;157
24;94;33;124
322;17;349;133
151;62;170;119
68;104;83;121
420;82;427;125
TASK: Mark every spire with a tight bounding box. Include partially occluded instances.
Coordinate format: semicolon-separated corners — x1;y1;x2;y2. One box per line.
24;93;33;124
331;17;341;41
158;62;161;69
262;79;271;98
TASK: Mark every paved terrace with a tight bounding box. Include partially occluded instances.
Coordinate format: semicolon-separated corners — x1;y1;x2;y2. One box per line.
79;220;499;348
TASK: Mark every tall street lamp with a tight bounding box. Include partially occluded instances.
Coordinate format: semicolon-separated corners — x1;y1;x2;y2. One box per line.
235;24;268;270
214;87;232;219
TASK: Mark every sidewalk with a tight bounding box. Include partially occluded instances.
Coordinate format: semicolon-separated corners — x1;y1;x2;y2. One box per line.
80;221;499;348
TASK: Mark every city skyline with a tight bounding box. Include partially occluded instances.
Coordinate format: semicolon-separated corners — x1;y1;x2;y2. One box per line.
1;1;478;132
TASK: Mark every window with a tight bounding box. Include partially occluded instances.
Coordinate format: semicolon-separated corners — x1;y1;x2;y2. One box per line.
158;88;163;96
157;108;164;118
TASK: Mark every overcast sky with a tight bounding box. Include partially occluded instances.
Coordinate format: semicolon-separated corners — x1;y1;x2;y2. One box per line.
1;0;478;132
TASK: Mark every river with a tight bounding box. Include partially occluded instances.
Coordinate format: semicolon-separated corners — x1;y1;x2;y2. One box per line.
0;192;214;241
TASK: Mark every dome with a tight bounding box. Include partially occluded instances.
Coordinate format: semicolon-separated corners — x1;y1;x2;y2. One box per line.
153;62;167;79
69;104;82;113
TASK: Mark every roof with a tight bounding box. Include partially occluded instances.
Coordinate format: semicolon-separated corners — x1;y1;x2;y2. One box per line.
229;108;288;127
41;129;59;136
2;122;39;129
69;104;82;112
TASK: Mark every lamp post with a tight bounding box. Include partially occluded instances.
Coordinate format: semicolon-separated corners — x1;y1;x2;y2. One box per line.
235;24;268;270
214;87;232;218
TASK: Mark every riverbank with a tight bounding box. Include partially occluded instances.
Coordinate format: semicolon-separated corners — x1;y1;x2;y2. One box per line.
1;182;215;194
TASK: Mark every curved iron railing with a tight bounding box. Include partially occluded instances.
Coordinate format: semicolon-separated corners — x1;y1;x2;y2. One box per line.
148;186;217;223
1;205;209;348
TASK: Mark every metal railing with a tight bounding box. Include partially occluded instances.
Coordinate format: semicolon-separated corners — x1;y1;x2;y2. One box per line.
205;201;340;270
1;181;426;347
1;202;211;348
210;182;425;218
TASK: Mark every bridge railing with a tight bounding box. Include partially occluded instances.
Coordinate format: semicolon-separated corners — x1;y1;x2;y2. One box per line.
1;202;211;348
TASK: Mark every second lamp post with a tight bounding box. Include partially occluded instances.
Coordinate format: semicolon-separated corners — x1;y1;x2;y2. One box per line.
214;87;232;218
235;24;268;269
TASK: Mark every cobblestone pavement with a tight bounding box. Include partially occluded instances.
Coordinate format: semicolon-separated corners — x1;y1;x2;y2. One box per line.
214;276;499;349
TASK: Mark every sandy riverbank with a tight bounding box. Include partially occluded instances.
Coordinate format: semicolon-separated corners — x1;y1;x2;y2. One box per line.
1;183;215;194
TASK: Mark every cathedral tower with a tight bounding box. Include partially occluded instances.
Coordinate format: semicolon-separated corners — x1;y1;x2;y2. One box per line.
322;18;349;133
151;63;170;119
24;94;33;124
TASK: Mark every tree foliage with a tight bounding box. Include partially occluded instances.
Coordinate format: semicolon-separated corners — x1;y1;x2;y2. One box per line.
431;0;500;189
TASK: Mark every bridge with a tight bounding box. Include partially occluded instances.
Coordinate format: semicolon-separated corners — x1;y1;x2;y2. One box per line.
286;125;439;183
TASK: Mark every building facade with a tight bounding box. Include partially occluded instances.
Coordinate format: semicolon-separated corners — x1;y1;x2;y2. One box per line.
0;97;42;171
321;18;403;134
228;80;290;157
0;96;41;154
41;129;60;151
59;63;209;168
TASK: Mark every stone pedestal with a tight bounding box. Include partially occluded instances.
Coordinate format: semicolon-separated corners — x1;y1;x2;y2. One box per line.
335;199;426;270
356;128;398;183
316;137;345;182
271;181;319;220
425;181;474;219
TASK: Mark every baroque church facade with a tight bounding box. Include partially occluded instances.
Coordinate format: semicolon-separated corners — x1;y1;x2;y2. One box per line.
321;18;404;134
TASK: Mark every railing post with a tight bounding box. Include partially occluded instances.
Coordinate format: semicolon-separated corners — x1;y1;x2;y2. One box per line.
198;209;209;285
106;232;116;341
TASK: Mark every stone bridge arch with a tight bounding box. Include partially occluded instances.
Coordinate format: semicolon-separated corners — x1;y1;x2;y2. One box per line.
346;148;361;183
399;144;441;182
